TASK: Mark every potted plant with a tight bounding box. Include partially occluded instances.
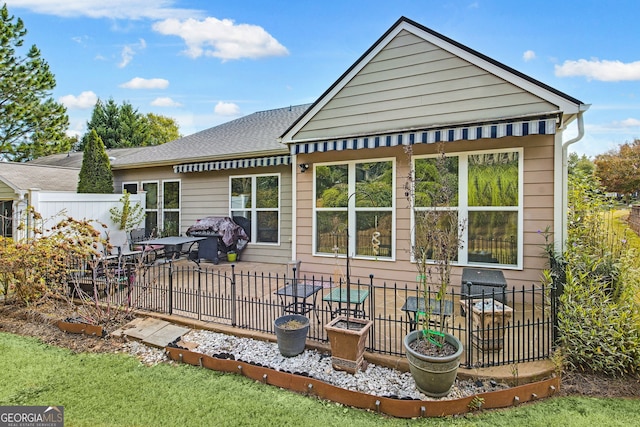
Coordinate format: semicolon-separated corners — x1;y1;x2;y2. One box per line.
274;314;310;357
402;146;465;397
323;200;374;374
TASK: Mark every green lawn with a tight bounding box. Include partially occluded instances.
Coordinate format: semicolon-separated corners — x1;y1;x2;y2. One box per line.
0;333;638;427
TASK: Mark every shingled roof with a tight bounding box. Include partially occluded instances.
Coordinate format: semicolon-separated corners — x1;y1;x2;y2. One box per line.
110;104;311;169
0;162;80;193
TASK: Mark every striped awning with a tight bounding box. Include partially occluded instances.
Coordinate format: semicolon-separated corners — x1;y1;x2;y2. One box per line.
174;155;291;174
290;118;557;155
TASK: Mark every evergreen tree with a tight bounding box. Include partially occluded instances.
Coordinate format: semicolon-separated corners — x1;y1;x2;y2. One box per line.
0;5;69;161
77;130;113;194
80;99;177;149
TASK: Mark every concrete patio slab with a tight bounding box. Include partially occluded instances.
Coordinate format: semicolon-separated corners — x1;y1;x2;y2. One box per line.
113;317;189;348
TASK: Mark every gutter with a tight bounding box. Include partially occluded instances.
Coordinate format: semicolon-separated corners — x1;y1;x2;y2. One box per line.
558;106;589;251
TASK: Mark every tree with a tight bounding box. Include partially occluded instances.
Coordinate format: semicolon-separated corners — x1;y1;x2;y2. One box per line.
80;99;179;150
77;130;113;193
568;152;595;177
0;5;69;161
594;139;640;202
145;113;181;145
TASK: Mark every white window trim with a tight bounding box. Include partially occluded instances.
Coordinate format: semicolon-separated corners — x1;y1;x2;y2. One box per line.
312;157;396;261
162;179;181;235
229;173;281;245
122;182;138;194
411;148;523;269
142;180;160;233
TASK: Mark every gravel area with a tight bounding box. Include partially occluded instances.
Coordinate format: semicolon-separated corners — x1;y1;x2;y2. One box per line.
124;329;509;401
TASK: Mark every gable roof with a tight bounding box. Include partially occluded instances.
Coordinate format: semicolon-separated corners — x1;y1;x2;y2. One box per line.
281;16;587;144
28;147;143;169
0;162;80;193
111;104;311;170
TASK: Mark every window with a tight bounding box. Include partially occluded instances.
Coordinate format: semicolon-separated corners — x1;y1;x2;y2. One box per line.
314;160;394;259
122;182;138;194
162;180;180;236
1;200;12;238
230;174;280;244
412;150;521;267
142;181;159;235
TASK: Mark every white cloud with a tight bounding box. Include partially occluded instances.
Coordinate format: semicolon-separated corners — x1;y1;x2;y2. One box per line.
58;91;98;109
214;101;241;116
120;77;169;89
7;0;202;20
118;38;146;68
612;118;640;128
523;50;536;62
555;58;640;81
151;97;182;107
152;17;289;60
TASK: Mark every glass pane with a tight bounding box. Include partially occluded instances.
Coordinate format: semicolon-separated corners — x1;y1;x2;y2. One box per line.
356;211;391;257
316;165;348;208
145;211;158;236
163;181;180;209
414;210;459;261
143;182;158;209
163;211;179;236
316;211;347;254
468;211;518;265
414;156;458;207
231;178;252;208
257;211;278;243
256;176;279;209
123;183;138;194
356;161;392;207
468;152;518;207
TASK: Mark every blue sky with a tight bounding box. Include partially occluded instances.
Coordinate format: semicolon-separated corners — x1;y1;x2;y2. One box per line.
5;0;640;157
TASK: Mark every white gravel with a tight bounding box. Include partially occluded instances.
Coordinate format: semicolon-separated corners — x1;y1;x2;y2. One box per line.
123;329;508;401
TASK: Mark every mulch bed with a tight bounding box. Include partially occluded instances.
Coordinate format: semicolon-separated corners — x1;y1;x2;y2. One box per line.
1;298;638;399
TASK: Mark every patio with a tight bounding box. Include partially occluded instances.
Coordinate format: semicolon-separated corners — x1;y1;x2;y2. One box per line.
69;257;556;369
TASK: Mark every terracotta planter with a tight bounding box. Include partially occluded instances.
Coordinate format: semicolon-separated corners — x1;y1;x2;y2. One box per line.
274;314;309;357
57;319;105;337
324;316;373;374
404;330;463;397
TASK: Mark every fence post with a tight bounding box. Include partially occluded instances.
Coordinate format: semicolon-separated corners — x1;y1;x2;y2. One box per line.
168;261;173;315
230;264;236;327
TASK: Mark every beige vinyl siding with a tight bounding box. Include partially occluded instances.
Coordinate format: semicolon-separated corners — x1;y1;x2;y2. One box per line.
114;165;294;265
294;135;554;289
293;30;558;141
0;182;16;199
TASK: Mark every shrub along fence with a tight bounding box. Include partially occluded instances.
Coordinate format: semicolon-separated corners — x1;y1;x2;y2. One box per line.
68;260;556;369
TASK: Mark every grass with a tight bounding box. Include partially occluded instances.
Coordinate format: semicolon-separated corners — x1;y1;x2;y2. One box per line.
1;333;638;427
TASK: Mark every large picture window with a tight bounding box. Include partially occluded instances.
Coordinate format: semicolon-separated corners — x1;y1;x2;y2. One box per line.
413;150;521;267
230;174;280;244
314;160;394;259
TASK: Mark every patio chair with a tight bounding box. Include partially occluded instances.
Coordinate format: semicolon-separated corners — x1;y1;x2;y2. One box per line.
128;228;163;265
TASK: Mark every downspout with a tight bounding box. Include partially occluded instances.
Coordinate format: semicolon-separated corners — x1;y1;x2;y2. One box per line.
559;107;587;251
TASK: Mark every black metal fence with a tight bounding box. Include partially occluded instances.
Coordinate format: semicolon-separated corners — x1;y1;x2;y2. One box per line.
67;260;557;369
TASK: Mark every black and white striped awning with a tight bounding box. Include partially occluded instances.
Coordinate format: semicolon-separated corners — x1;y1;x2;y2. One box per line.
174;155;291;174
290;118;557;155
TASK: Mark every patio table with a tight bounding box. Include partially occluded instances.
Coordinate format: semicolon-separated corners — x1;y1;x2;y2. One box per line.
136;236;206;262
274;282;323;322
322;288;370;319
460;268;508;315
401;296;454;331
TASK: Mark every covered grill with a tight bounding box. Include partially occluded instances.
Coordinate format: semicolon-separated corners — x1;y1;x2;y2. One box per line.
186;216;250;264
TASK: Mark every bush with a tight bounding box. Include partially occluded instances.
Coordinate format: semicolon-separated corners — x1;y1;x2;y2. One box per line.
553;173;640;376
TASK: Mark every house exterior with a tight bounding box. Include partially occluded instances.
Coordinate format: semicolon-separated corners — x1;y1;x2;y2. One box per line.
96;16;588;289
0;162;80;237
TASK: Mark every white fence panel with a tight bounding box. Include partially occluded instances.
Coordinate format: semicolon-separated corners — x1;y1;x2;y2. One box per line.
26;190;145;250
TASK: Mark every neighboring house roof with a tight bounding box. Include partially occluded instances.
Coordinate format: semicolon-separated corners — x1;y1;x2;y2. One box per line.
0;162;80;193
28;148;143;169
110;104;311;170
281;16;588;144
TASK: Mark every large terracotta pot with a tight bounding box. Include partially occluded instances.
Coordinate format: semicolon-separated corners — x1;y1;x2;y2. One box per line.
403;330;463;397
324;316;373;374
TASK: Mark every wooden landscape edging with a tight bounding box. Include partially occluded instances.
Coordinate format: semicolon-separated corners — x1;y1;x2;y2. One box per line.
164;347;560;418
